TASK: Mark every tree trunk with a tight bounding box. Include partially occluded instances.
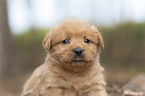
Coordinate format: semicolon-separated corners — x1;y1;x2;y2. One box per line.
0;0;15;78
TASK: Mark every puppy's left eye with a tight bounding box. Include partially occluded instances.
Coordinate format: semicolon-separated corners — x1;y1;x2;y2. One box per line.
84;39;90;43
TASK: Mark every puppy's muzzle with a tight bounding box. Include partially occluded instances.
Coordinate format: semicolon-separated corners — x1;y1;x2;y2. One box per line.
73;48;83;56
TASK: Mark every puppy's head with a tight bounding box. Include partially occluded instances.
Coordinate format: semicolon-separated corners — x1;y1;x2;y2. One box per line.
42;18;104;72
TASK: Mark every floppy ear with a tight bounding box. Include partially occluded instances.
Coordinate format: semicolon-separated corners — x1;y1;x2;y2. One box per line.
42;31;52;51
91;26;104;50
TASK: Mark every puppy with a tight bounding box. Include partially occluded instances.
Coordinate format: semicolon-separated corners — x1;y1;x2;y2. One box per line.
22;17;108;96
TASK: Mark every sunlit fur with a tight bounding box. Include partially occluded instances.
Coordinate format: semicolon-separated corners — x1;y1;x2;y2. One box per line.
22;17;107;96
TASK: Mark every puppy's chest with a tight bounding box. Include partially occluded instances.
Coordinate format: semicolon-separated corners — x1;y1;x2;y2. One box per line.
64;83;90;96
63;80;92;96
44;78;91;96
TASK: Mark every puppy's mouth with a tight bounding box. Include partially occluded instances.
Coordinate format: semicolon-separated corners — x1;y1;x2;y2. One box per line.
73;60;84;62
72;57;84;62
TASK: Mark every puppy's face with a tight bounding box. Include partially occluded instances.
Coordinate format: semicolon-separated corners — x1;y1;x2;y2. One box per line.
42;18;104;72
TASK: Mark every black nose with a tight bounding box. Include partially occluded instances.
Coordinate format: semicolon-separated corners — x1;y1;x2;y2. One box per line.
73;48;83;56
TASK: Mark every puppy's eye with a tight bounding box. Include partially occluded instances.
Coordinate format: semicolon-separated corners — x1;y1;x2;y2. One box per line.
84;39;90;43
62;39;70;44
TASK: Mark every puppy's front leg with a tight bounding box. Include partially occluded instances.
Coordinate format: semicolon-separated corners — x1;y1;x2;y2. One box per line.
89;89;107;96
88;86;108;96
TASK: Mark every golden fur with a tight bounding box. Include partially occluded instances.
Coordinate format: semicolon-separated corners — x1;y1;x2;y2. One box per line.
21;17;108;96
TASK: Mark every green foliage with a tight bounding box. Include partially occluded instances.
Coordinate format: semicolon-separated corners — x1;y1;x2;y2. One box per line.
14;28;49;71
14;28;49;53
100;22;145;68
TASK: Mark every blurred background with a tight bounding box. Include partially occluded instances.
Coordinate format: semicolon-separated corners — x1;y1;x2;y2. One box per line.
0;0;145;95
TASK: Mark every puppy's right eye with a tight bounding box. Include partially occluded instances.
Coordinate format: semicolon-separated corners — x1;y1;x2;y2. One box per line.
62;39;70;44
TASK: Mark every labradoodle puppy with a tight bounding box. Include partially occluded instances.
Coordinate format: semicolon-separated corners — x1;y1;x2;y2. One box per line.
22;17;108;96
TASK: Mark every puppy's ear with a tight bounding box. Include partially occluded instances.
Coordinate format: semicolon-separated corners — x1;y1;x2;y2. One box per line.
91;26;104;50
42;31;52;51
